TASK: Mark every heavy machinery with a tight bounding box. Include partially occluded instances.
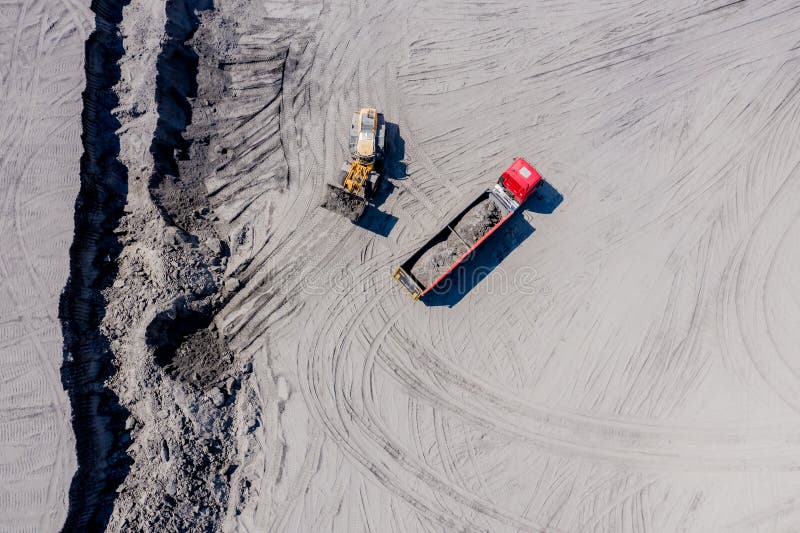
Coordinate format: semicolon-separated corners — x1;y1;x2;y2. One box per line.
394;158;542;300
321;107;386;221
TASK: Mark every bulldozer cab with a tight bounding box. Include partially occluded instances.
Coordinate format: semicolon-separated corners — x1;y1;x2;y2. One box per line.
350;108;383;162
356;110;376;157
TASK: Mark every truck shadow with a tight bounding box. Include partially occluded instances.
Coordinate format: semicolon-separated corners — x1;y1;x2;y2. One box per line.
524;179;562;214
422;179;562;307
357;121;404;236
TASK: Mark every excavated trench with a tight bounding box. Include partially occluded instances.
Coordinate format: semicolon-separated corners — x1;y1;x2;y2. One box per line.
144;0;232;389
58;1;132;530
105;4;251;528
60;0;239;530
58;0;305;527
149;0;216;237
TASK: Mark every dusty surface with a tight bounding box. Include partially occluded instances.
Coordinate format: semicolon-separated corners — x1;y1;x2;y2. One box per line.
6;0;800;531
217;1;800;531
0;0;90;531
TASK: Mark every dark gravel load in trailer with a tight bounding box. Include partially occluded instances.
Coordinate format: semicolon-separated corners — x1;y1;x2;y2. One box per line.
408;195;502;287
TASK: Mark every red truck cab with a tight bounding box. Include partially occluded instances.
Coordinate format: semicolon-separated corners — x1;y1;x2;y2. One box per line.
501;158;542;204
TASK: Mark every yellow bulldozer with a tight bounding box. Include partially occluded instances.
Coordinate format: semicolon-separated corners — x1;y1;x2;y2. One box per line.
321;107;386;221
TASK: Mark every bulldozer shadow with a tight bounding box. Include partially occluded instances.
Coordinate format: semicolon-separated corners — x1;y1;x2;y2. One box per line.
356;179;399;236
422;180;562;307
383;121;406;181
357;121;405;236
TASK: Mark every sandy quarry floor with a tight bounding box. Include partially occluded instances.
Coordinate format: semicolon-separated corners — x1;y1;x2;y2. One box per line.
4;0;800;531
0;0;90;531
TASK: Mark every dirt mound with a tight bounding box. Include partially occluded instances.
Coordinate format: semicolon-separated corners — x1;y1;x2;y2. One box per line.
450;200;502;246
410;240;467;288
146;300;234;388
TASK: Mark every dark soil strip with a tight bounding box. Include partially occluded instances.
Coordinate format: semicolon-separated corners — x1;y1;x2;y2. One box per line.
59;1;133;531
144;0;228;389
149;0;215;237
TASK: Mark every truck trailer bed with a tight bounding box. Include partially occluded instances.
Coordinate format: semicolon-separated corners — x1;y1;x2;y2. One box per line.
394;191;514;299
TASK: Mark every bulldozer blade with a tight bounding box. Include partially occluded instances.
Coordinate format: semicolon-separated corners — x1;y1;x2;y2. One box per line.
321;183;367;222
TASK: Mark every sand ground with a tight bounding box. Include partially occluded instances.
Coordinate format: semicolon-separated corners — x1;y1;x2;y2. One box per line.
0;0;91;531
0;0;92;531
4;0;800;531
240;2;800;531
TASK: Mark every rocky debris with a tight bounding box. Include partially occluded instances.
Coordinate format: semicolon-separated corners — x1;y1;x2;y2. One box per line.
225;376;238;395
203;237;225;256
410;241;466;288
207;388;225;407
223;277;240;293
450;200;502;246
112;397;238;533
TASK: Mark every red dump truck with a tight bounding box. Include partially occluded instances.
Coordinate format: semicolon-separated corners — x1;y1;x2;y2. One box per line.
393;158;542;300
